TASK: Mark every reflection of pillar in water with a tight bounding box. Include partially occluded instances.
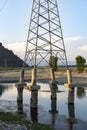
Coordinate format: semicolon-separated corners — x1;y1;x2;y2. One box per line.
49;83;58;126
68;103;75;119
67;103;75;130
49;95;58;114
67;88;75;130
20;68;24;83
30;90;38;123
16;84;24;114
49;80;58;99
68;88;74;104
67;69;72;85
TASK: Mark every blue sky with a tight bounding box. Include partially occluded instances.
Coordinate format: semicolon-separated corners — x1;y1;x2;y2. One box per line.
0;0;87;64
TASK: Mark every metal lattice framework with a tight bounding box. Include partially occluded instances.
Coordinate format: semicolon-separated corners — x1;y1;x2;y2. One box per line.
24;0;68;67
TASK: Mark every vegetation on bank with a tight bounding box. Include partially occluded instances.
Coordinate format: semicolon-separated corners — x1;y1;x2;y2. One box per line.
0;112;54;130
76;55;86;73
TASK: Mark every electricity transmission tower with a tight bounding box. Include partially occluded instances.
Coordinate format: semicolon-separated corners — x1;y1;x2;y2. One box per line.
24;0;68;68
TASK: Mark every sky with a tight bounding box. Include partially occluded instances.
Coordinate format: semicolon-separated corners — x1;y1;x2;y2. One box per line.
0;0;87;65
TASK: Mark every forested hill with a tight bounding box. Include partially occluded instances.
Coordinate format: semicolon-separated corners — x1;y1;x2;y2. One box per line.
0;42;24;67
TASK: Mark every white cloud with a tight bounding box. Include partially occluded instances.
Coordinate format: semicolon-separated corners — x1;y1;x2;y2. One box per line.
78;45;87;52
65;36;82;41
4;42;26;59
3;36;87;65
64;36;87;63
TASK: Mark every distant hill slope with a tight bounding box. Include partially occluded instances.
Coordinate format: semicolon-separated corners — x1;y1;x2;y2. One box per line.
0;42;25;67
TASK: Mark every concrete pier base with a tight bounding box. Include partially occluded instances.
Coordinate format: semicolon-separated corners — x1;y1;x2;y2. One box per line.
28;84;40;91
50;68;55;81
49;68;58;93
49;95;58;114
30;90;38;122
49;81;58;97
27;68;40;90
15;83;24;114
49;68;58;95
67;92;75;129
49;80;58;126
68;88;75;104
49;68;58;113
15;68;26;114
31;68;36;86
19;68;25;83
29;67;40;122
64;69;72;88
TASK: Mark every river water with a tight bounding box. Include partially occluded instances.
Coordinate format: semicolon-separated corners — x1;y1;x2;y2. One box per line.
0;83;87;130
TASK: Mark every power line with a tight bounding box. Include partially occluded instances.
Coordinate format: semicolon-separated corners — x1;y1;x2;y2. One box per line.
0;0;8;13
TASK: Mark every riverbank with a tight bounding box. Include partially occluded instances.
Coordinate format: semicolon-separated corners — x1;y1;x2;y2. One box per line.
0;68;87;86
0;112;54;130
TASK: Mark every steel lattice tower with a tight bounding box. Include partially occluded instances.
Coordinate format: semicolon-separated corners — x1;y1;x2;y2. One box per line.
24;0;68;67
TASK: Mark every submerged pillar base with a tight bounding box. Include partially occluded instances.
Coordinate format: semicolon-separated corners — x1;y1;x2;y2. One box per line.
28;84;40;91
15;83;26;114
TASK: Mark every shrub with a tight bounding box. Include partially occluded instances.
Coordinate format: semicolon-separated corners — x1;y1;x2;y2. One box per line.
49;56;58;71
76;55;86;73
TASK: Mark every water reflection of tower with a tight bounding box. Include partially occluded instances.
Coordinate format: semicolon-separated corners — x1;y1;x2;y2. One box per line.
49;83;58;127
30;90;38;123
67;87;75;130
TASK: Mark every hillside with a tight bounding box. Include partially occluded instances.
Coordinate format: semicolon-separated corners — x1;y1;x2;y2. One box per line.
0;42;25;67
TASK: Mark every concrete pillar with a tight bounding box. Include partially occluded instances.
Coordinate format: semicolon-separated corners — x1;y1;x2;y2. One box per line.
49;68;58;94
16;84;24;114
49;84;58;126
67;69;72;85
50;68;55;81
67;94;75;130
49;95;58;114
31;68;37;86
30;90;38;123
20;68;24;83
68;88;74;104
50;83;57;99
15;68;26;114
28;68;40;90
49;81;58;113
68;103;75;118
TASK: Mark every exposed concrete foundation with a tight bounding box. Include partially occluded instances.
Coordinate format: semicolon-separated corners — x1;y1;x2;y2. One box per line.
49;68;58;92
30;90;38;122
49;95;58;114
16;83;24;114
68;88;74;104
15;68;26;114
31;68;37;86
27;68;40;90
19;68;25;83
49;82;58;126
50;68;55;81
64;69;72;88
67;69;72;85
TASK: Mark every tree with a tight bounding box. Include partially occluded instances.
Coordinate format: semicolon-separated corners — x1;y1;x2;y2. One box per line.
49;55;58;71
76;55;86;73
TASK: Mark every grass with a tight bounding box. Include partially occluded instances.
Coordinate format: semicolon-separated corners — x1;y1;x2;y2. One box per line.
0;112;54;130
0;112;25;123
31;123;54;130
